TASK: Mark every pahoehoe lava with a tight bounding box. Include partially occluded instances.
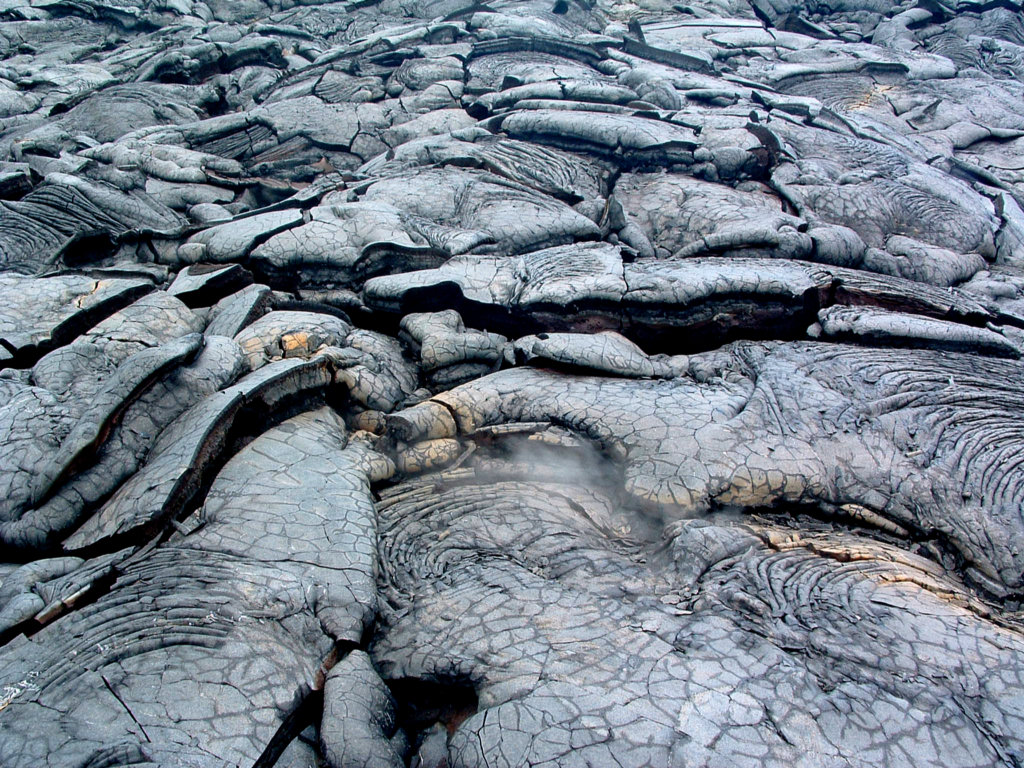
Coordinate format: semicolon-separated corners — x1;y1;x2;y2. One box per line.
2;1;1024;766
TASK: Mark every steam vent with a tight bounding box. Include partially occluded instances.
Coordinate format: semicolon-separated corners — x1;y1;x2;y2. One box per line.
7;0;1024;766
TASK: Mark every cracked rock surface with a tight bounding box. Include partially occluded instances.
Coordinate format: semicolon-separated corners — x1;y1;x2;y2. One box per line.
2;1;1024;767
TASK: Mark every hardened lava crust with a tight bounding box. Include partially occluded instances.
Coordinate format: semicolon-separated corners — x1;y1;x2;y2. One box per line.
2;1;1024;766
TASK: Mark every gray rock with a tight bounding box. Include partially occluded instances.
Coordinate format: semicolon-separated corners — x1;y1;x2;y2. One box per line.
2;1;1024;766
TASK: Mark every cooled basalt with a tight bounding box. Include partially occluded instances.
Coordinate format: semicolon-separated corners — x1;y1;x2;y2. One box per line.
2;1;1024;767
